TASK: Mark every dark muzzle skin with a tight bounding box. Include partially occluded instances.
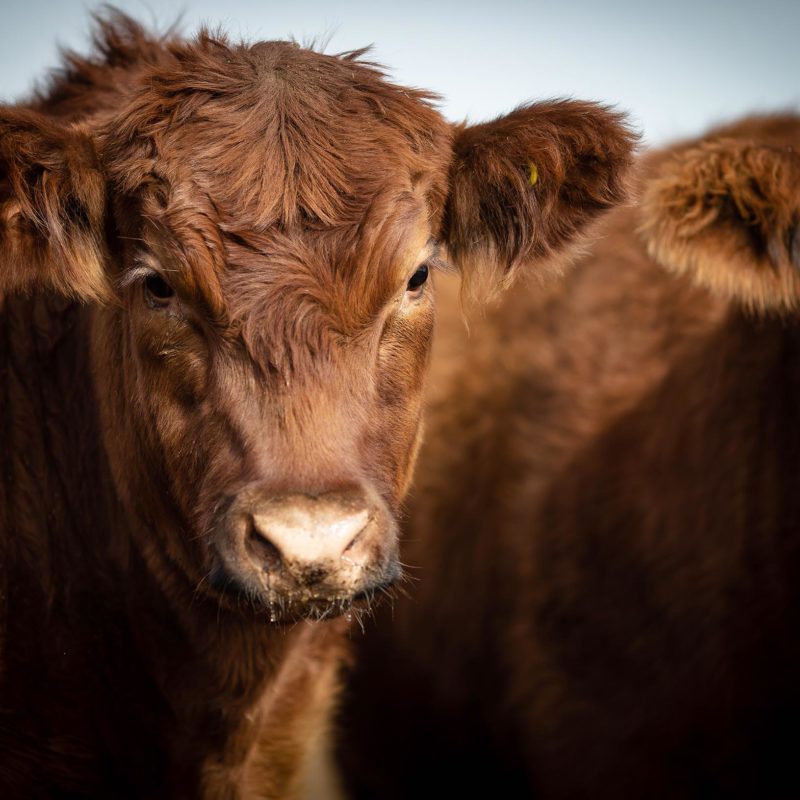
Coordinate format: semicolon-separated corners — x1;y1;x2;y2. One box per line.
212;485;399;620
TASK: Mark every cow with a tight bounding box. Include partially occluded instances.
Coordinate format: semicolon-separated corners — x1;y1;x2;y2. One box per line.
337;113;800;799
0;12;636;798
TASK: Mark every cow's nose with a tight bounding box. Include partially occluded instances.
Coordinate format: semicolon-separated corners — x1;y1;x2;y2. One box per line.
215;484;399;616
248;491;370;572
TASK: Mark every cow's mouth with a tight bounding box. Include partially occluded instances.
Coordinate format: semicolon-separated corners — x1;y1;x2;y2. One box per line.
273;578;401;623
207;557;401;624
263;570;402;624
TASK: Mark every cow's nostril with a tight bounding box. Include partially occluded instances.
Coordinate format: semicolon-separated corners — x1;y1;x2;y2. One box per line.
247;517;283;571
342;519;369;556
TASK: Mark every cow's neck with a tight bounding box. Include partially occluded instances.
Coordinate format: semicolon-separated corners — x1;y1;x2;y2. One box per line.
81;501;345;798
123;547;346;796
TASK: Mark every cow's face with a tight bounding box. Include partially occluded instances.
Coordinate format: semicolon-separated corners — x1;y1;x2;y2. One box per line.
99;185;441;620
0;32;635;620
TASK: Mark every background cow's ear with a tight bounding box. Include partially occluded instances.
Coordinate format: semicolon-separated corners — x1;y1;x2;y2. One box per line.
441;100;637;298
0;108;109;301
639;138;800;314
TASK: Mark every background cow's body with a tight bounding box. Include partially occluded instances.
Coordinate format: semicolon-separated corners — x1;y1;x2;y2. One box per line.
338;114;800;799
0;14;635;797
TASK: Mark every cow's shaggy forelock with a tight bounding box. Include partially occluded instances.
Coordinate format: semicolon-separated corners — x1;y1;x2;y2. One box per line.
98;32;451;230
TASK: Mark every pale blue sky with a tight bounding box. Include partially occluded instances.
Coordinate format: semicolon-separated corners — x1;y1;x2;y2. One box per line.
1;0;798;144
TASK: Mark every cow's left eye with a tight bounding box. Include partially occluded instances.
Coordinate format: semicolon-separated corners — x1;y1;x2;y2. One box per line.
407;264;429;292
144;273;175;305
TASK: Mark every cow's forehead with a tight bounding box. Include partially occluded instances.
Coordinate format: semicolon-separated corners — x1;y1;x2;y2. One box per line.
132;179;434;336
101;35;453;232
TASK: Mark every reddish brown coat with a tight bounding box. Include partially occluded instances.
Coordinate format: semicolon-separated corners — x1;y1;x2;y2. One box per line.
0;13;635;798
339;114;800;799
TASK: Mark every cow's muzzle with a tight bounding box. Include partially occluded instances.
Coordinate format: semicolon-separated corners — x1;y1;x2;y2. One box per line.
211;486;399;621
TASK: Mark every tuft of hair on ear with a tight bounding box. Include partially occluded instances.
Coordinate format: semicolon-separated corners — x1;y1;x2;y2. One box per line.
639;137;800;315
0;107;109;302
442;99;638;303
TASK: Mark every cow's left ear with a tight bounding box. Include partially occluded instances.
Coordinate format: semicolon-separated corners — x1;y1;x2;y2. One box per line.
639;138;800;314
442;100;637;297
0;108;109;301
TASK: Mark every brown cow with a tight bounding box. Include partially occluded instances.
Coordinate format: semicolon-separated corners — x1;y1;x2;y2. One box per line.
0;13;635;798
338;114;800;799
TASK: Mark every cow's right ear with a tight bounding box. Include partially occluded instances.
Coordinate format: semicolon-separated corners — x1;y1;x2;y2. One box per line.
441;100;637;299
0;108;109;301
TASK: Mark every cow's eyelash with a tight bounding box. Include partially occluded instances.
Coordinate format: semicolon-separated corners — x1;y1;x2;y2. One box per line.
427;255;453;274
420;240;448;273
118;263;178;291
118;265;156;290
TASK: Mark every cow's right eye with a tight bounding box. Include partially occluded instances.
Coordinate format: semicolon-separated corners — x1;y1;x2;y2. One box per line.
406;264;429;292
144;274;175;304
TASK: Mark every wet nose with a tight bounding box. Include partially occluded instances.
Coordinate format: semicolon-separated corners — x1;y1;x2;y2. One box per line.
249;491;370;569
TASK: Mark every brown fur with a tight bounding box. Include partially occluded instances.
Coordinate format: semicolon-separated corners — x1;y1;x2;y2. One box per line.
0;12;635;798
641;117;800;313
0;111;108;300
338;112;800;799
445;100;634;299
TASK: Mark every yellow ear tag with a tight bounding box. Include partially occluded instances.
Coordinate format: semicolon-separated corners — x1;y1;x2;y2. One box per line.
528;161;539;187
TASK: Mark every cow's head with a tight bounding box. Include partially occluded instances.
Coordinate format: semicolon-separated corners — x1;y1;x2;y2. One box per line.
639;114;800;314
0;25;635;620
